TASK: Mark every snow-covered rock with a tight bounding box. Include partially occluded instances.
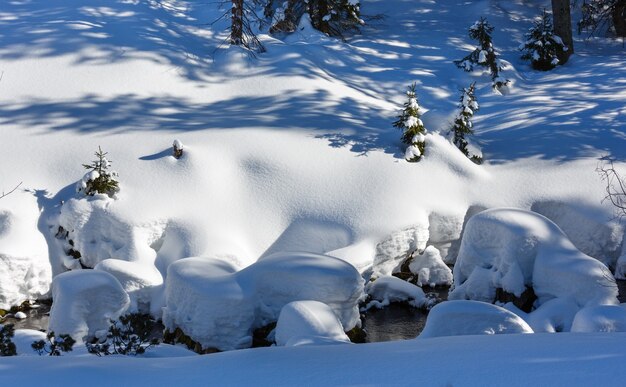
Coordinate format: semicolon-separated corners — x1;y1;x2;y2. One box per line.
48;270;130;343
419;300;534;338
275;300;350;347
524;297;580;333
94;259;163;316
163;252;364;351
0;193;51;309
372;221;429;277
408;246;453;287
12;329;47;356
365;275;431;309
571;305;626;333
450;208;618;308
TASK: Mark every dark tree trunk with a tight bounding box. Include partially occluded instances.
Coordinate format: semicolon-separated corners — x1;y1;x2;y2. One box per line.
231;0;244;45
612;0;626;37
551;0;574;63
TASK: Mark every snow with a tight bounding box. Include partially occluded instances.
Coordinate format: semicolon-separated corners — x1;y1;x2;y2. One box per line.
14;311;27;320
275;300;350;346
94;259;163;316
408;245;453;287
571;305;626;333
364;275;431;309
419;300;534;338
450;208;618;308
48;270;130;344
163;253;364;351
1;0;626;381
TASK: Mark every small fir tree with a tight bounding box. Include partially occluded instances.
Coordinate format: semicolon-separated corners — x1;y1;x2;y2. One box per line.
393;83;427;162
0;324;17;356
520;10;568;71
86;313;160;356
455;18;509;91
267;0;363;37
32;331;76;356
450;82;482;164
77;146;119;198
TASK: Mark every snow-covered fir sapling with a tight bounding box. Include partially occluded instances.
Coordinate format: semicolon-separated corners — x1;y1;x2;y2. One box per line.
32;331;76;356
86;313;160;356
451;82;483;164
393;83;427;162
0;324;17;356
77;146;119;198
173;139;184;159
520;10;568;71
455;18;509;91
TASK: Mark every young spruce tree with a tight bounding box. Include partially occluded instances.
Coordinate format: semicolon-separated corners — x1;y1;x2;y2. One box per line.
520;10;568;71
455;18;509;91
77;146;120;198
451;82;482;164
393;83;427;162
0;324;17;356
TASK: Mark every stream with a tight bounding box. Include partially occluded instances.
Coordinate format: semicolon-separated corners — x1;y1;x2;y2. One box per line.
4;281;626;344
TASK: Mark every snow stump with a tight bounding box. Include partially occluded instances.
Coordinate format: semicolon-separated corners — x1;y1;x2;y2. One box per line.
48;270;130;343
419;300;533;338
163;252;364;352
450;208;617;308
275;300;351;347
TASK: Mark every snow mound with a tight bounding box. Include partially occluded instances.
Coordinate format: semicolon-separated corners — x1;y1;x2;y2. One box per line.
0;193;51;309
365;275;431;309
163;252;364;351
522;297;580;333
275;300;350;347
408;246;453;287
54;197;161;271
419;300;534;338
531;201;623;269
12;328;46;356
450;208;617;308
48;270;130;343
571;305;626;333
94;259;163;316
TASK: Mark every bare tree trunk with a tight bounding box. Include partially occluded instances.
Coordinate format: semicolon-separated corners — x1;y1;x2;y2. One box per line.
231;0;244;45
612;0;626;37
551;0;574;63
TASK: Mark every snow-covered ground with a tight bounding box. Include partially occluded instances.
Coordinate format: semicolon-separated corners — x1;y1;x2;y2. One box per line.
2;0;626;383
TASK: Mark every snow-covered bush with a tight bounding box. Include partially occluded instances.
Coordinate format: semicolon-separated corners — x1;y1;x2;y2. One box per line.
48;270;130;344
407;246;453;287
0;323;17;356
455;18;509;91
86;313;160;356
393;83;427;162
450;208;618;309
520;10;568;71
77;146;119;198
32;332;75;356
450;82;482;163
275;300;350;346
419;300;534;338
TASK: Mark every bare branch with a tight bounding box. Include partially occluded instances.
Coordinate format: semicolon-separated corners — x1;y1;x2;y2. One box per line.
597;157;626;218
0;182;23;200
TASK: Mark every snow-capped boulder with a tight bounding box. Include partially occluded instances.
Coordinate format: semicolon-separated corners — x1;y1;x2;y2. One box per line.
94;259;163;316
365;275;431;309
419;300;533;338
449;208;617;308
163;252;364;351
408;246;453;287
48;270;130;343
571;305;626;333
372;222;429;277
275;300;350;347
0;194;51;310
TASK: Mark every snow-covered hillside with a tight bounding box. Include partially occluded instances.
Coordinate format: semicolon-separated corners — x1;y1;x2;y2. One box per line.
2;0;626;383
